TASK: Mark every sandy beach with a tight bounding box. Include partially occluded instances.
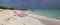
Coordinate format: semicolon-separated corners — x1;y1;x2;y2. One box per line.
0;9;60;25
0;9;44;25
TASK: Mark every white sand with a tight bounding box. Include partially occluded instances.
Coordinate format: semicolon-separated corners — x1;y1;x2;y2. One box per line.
0;9;60;25
0;10;44;25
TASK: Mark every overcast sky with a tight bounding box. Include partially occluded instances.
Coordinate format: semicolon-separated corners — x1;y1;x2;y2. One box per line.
0;0;60;8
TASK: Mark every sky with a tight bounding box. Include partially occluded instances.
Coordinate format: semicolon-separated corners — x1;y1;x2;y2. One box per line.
0;0;60;9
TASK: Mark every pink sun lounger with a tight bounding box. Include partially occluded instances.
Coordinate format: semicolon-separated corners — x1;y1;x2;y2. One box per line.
13;10;26;17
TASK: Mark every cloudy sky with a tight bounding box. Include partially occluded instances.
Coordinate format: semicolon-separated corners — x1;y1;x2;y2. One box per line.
0;0;60;8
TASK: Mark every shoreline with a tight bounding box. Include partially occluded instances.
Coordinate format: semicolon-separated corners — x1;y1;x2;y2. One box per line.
31;10;60;21
25;10;60;25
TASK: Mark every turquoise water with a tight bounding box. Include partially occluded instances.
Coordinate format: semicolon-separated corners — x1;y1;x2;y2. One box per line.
33;9;60;19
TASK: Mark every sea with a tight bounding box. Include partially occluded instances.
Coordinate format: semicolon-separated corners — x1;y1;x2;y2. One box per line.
32;9;60;20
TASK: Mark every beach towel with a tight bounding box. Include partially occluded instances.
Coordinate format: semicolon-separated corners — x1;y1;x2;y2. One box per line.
13;10;26;17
